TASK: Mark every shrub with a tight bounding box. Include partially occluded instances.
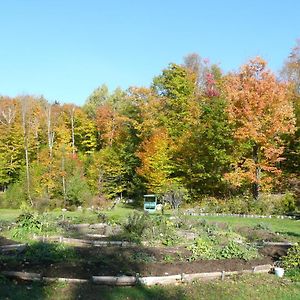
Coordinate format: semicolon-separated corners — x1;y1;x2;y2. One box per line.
66;173;93;207
1;182;26;208
277;192;296;213
123;212;152;242
162;183;190;209
198;193;297;215
12;212;42;238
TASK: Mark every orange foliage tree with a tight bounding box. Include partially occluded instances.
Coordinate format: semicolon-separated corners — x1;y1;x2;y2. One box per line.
224;57;296;199
137;129;176;193
96;103;130;147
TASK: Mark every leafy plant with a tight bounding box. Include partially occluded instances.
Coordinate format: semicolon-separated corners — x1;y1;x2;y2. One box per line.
163;254;174;263
12;212;42;238
218;241;258;260
24;242;77;263
187;237;216;260
132;252;156;263
97;212;109;223
281;244;300;270
254;222;272;231
285;268;300;282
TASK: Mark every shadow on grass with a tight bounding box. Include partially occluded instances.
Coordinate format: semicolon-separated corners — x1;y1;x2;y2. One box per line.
278;231;300;239
0;279;188;300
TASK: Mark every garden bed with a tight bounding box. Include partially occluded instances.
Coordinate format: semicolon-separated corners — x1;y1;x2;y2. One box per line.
0;242;288;279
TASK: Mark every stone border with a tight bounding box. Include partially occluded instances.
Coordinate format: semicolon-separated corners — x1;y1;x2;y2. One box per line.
1;264;273;286
184;211;297;220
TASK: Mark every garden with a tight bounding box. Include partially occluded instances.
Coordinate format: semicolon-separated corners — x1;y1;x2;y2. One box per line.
0;202;299;299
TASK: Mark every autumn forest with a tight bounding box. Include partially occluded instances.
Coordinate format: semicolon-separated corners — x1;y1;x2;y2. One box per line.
0;43;299;210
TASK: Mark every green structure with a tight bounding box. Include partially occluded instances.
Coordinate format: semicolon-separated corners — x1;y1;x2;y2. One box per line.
143;194;157;213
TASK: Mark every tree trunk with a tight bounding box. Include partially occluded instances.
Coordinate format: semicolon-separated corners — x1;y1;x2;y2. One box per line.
21;97;33;206
70;107;76;156
24;146;32;205
47;105;54;159
252;143;261;200
61;146;67;207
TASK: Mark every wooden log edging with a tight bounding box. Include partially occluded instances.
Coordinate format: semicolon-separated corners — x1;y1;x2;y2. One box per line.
43;277;89;283
262;241;296;246
2;271;41;282
0;243;27;252
1;264;273;286
92;275;137;286
32;235;137;247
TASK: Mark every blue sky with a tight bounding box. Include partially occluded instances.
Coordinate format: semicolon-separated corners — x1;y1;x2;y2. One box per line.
0;0;299;105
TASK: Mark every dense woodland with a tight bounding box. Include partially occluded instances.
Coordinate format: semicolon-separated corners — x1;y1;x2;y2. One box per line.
0;42;299;210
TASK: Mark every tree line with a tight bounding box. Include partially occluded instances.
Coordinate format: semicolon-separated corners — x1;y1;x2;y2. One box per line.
0;43;299;209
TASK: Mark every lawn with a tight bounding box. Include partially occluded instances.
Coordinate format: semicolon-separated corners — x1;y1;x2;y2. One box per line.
197;215;300;242
0;204;136;224
0;209;21;222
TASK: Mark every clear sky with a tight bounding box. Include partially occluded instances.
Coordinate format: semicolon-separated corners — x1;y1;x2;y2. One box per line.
0;0;299;105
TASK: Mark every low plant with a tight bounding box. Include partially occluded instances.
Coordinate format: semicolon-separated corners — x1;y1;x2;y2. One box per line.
285;268;300;282
23;242;77;263
97;212;108;223
212;230;246;245
132;252;156;263
197;219;219;235
187;234;259;261
218;241;258;260
187;237;216;260
281;244;300;270
163;254;174;263
253;222;272;231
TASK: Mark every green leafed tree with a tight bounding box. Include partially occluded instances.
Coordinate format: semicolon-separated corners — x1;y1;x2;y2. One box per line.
177;97;234;197
152;63;196;138
83;84;109;119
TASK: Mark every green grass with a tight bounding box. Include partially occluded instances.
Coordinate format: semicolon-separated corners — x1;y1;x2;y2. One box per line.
0;209;21;222
0;204;136;225
196;215;300;242
48;203;136;224
104;204;138;223
0;274;299;300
